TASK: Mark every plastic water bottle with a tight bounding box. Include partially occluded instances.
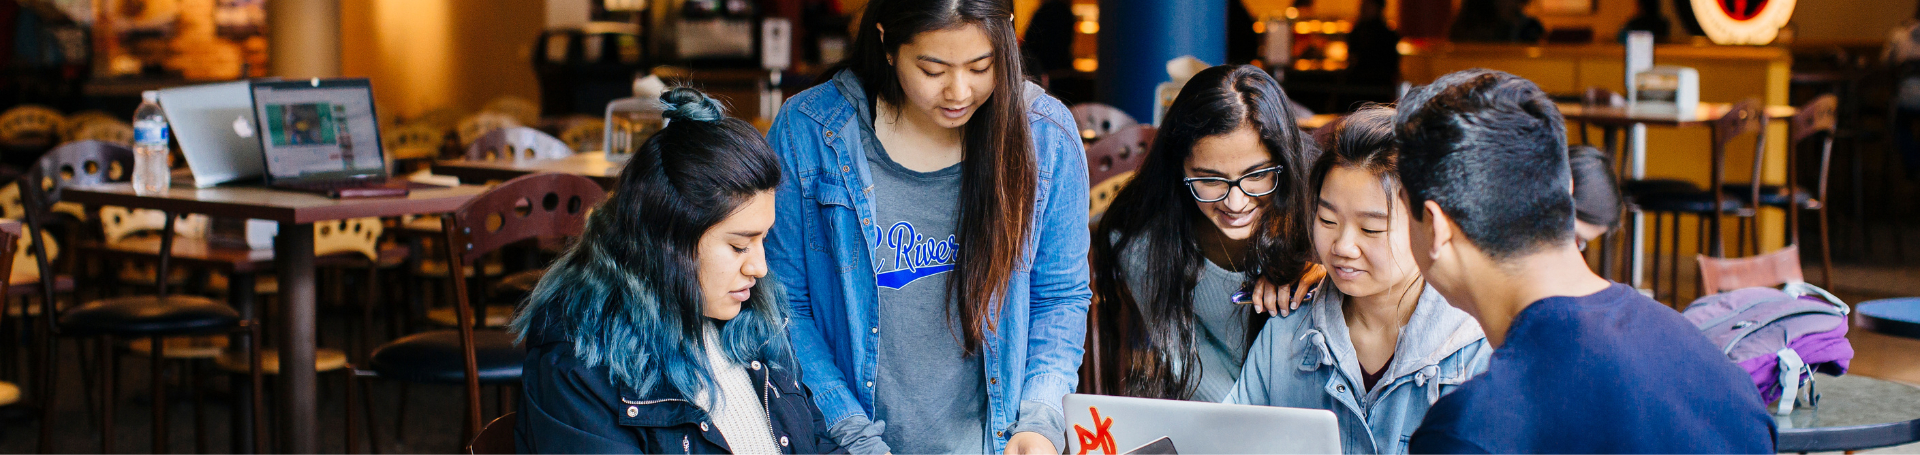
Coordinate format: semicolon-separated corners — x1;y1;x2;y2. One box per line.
132;90;171;195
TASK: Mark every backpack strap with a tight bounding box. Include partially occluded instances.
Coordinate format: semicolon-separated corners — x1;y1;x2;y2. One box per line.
1783;281;1850;315
1776;347;1809;416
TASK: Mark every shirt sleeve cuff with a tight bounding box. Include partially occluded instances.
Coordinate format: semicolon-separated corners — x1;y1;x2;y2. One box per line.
827;414;892;455
1011;399;1068;452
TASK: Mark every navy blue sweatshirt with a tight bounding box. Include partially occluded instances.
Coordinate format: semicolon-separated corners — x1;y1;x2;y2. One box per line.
1407;283;1776;453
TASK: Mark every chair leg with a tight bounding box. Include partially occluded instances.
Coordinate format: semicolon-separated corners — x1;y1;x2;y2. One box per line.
345;370;358;455
35;331;59;453
1819;206;1835;290
358;373;382;454
1650;212;1664;302
1668;214;1682;307
192;360;207;454
102;335;116;455
152;335;168;454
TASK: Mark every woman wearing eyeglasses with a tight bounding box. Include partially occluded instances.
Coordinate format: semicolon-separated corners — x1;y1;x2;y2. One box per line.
1086;65;1318;401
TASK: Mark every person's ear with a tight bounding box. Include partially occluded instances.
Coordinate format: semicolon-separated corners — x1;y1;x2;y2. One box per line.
1421;200;1452;261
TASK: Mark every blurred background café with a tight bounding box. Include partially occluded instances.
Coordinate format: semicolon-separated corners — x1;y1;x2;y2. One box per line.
3;0;1920;453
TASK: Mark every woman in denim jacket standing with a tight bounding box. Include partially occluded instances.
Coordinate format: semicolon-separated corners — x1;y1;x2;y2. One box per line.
763;0;1091;453
1226;107;1489;454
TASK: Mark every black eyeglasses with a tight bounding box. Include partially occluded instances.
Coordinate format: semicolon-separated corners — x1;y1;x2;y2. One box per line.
1183;166;1282;203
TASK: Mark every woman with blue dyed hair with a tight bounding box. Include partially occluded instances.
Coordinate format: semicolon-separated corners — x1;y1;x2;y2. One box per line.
510;87;843;454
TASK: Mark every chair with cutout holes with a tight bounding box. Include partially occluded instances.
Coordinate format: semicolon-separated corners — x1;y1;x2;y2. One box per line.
457;113;522;148
0;106;64;167
69;120;135;146
20;141;252;453
558;117;605;153
483;96;541;127
1070;103;1138;143
58;110;118;142
0;221;24;414
1631;99;1767;307
1087;124;1154;189
386;123;450;170
369;173;603;445
465;126;574;163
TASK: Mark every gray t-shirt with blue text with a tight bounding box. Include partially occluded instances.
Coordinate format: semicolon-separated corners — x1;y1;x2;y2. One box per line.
867;139;989;454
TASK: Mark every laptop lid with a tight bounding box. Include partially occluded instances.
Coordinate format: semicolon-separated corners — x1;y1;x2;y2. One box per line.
248;78;388;184
159;81;267;187
1063;394;1342;454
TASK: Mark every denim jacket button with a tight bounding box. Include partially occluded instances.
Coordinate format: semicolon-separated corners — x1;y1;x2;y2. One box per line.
627;406;638;417
700;422;710;432
751;361;763;371
1336;384;1347;394
865;381;874;388
825;131;834;138
780;436;790;447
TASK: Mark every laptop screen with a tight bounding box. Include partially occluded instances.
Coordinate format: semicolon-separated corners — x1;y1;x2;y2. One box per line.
250;78;387;183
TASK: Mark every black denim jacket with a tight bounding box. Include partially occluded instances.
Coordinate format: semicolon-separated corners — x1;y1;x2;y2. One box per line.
516;335;846;454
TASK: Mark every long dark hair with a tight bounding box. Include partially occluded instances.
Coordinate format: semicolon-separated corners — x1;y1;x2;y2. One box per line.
1090;65;1316;399
510;88;791;398
833;0;1035;354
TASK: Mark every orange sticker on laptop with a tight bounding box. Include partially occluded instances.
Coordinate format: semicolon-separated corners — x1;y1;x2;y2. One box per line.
1073;406;1117;455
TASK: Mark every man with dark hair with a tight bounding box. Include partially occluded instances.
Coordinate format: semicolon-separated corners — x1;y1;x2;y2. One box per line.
1393;69;1776;453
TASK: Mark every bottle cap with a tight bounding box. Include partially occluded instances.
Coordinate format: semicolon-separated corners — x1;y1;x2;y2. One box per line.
142;90;159;102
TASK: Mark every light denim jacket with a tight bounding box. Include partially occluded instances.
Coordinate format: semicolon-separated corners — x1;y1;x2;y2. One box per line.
1225;285;1490;454
764;70;1092;453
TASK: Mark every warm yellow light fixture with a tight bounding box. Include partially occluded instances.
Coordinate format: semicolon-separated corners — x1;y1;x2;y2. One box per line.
1074;58;1098;72
1079;20;1099;34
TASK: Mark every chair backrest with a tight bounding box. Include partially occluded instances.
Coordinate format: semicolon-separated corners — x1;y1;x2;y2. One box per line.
558;118;605;153
1790;95;1838;200
466;412;518;454
69;121;135;145
457;112;522;147
0;105;64;146
1089;171;1135;220
483;96;541;126
385;124;448;161
21;141;137;317
0;221;19;297
1697;244;1804;296
440;173;603;438
1710;99;1768;240
99;206;210;244
313;217;383;261
1086;124;1155;186
1070;103;1138;143
59;110;119;140
464;127;574;162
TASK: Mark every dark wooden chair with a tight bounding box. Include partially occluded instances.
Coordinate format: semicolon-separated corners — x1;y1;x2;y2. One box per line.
1718;95;1837;289
0;221;24;411
1632;99;1767;306
1070;103;1138;143
466;412;518;454
20;140;253;453
369;173;603;445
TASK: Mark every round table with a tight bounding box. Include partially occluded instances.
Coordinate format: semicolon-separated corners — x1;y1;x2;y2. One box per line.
1857;297;1920;340
1778;375;1920;452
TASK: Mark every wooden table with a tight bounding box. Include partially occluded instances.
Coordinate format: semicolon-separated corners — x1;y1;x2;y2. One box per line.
62;183;486;453
433;152;627;187
1555;102;1796;290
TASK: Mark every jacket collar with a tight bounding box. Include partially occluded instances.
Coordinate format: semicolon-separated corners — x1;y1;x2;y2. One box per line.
1299;284;1484;388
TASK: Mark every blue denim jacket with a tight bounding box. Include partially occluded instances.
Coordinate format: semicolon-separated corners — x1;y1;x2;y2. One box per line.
1225;285;1489;454
764;70;1092;453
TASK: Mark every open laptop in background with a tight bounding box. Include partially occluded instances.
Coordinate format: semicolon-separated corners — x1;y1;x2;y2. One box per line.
1064;394;1342;455
249;78;443;198
160;80;268;187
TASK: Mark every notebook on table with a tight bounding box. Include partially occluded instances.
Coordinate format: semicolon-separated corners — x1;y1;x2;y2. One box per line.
248;78;444;198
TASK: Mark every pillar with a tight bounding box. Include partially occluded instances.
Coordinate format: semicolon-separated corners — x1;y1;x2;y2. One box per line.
269;0;342;78
1097;0;1226;122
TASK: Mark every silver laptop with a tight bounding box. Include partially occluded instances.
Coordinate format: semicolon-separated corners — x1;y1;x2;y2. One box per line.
159;81;268;187
1064;394;1342;454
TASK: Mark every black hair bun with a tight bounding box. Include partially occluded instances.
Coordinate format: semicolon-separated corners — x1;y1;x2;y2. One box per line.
660;87;725;123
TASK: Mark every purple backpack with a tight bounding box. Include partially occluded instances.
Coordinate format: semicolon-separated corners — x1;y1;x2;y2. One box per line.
1682;282;1853;415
